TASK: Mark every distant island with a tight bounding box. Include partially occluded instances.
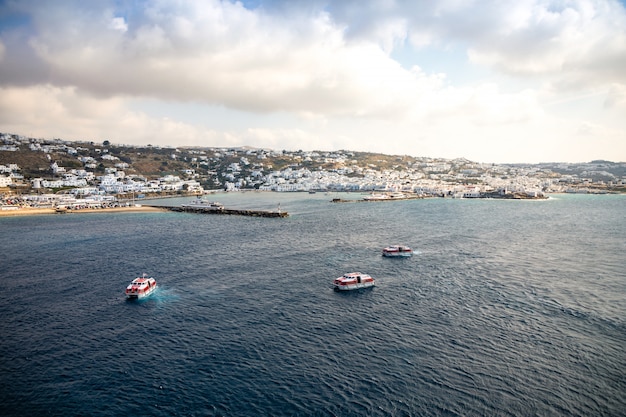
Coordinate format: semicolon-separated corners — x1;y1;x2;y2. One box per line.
1;132;624;211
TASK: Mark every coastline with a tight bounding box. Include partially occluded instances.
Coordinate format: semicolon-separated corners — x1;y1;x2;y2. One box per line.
0;205;167;217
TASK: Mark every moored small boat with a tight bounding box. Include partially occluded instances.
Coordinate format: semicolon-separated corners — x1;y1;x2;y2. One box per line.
333;272;375;291
181;198;224;210
125;273;157;299
363;193;390;201
382;245;413;257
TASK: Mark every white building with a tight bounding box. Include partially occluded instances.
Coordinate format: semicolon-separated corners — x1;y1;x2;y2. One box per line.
0;176;13;187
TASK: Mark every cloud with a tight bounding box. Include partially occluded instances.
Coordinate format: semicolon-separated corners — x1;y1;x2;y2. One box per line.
108;17;128;33
464;0;626;89
0;0;431;119
0;0;624;163
0;84;221;146
325;0;626;88
604;83;626;108
2;1;624;110
448;84;544;126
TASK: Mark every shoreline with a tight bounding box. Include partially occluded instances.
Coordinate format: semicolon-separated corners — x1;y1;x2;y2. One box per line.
0;205;167;217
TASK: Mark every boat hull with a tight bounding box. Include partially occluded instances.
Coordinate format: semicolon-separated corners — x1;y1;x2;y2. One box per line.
382;245;413;257
333;282;375;291
126;286;156;299
382;251;412;257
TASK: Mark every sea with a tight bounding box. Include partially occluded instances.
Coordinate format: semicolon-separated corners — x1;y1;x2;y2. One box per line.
0;192;624;417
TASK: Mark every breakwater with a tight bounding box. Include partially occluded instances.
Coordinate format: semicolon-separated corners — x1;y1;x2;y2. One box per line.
331;196;427;203
147;204;288;218
331;191;548;203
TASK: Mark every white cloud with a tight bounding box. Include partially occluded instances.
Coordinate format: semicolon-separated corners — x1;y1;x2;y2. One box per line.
446;1;626;88
9;1;425;119
327;1;626;87
0;0;624;163
604;83;626;108
0;85;219;146
109;17;128;33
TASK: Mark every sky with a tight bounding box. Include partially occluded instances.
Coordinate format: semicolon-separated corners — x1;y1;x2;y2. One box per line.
0;0;625;163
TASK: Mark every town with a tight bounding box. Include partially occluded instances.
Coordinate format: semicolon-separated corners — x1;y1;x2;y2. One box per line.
1;132;625;209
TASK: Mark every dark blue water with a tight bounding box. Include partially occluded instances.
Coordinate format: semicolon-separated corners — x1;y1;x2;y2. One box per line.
1;193;625;416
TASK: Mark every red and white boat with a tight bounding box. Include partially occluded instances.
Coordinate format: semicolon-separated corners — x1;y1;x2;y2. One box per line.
382;245;413;257
125;273;157;299
333;272;375;291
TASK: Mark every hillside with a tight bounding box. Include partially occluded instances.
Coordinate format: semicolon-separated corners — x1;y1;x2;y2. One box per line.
1;133;625;194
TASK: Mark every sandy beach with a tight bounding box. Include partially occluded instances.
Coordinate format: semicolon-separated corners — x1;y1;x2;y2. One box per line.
0;205;167;217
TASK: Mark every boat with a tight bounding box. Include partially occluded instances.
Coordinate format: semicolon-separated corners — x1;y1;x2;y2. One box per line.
125;273;157;299
333;272;375;291
363;192;408;201
363;193;390;201
181;198;224;210
382;245;413;257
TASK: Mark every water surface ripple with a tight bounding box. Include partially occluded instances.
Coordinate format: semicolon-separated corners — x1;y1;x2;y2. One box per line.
1;193;624;416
